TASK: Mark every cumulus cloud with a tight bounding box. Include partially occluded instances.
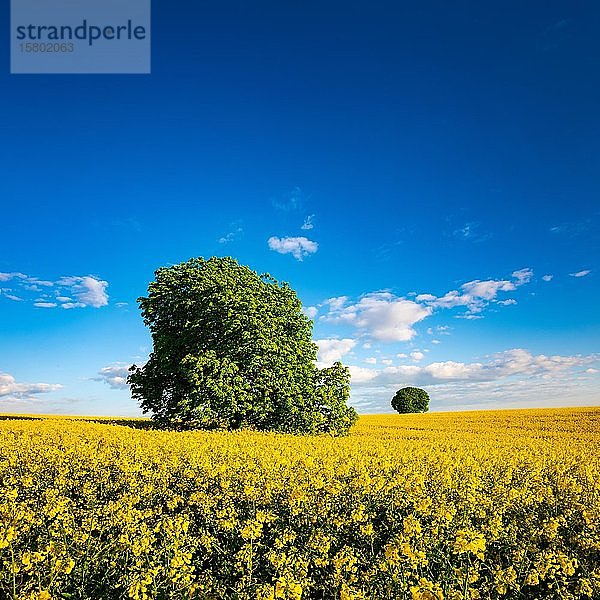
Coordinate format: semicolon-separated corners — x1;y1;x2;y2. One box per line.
302;306;318;319
325;296;348;311
570;270;591;278
348;365;378;383
320;269;528;341
497;299;517;306
0;372;62;400
461;280;515;300
268;236;318;260
95;365;131;390
315;338;356;364
512;268;533;285
417;269;532;316
542;275;554;282
0;271;109;309
314;267;538;357
324;292;432;342
423;360;485;380
410;351;425;361
57;276;109;308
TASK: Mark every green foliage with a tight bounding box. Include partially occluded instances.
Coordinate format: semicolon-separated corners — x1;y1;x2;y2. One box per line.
391;386;430;414
128;257;358;435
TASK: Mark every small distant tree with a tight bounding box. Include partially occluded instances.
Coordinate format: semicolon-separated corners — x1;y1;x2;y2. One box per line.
128;257;358;435
391;387;429;413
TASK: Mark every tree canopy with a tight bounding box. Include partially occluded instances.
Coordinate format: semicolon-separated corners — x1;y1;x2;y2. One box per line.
391;386;430;414
128;257;357;435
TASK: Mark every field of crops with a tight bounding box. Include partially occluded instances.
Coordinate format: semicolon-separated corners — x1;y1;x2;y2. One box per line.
0;408;598;600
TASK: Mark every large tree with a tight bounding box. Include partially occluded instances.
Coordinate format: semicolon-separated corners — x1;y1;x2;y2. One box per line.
128;257;357;435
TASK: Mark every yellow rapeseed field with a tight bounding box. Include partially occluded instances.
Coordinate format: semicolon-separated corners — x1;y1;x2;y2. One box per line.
0;408;598;600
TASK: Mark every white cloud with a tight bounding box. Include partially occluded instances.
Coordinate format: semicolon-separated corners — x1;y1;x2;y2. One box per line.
542;275;554;282
381;359;393;365
0;372;62;400
365;357;377;364
512;268;533;285
325;296;348;311
95;365;131;390
268;236;318;260
301;215;315;230
302;306;318;319
0;271;109;309
410;351;425;361
461;279;516;301
324;292;432;342
378;365;423;380
423;360;484;380
313;267;535;362
418;269;532;316
490;348;596;378
348;365;378;383
58;276;108;308
416;293;436;302
27;278;53;287
0;272;27;282
570;270;591;278
315;338;356;364
431;339;441;345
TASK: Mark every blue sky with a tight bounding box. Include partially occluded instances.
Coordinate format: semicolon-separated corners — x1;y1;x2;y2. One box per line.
1;1;598;415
